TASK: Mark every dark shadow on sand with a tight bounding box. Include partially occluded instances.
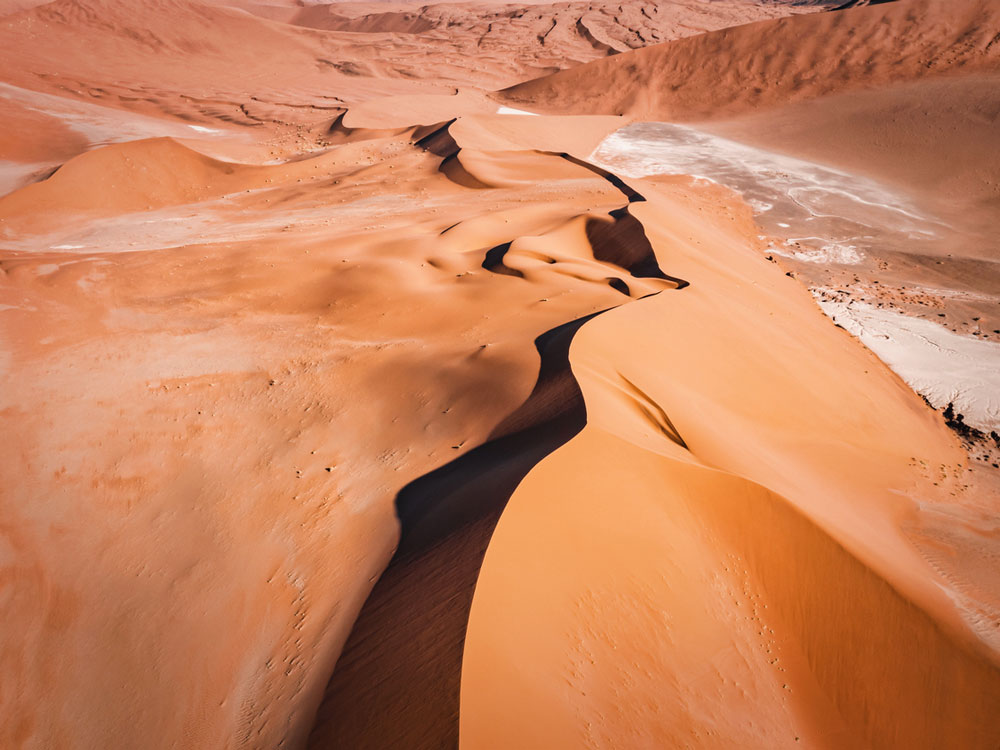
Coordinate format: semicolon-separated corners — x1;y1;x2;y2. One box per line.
306;311;604;750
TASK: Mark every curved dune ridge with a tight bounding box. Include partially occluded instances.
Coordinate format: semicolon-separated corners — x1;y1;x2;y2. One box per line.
0;119;623;748
1;0;999;749
460;173;1000;750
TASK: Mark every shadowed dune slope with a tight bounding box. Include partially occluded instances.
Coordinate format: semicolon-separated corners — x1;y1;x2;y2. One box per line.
0;115;684;749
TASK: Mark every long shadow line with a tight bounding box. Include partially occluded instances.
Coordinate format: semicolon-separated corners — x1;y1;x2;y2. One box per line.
306;311;605;750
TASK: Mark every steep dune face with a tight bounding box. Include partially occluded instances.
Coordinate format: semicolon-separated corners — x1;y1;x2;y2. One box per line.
0;112;681;749
526;0;1000;452
3;1;1000;749
461;174;1000;749
499;0;1000;120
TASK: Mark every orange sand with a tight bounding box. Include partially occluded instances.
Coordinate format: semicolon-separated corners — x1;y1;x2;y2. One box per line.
1;1;999;749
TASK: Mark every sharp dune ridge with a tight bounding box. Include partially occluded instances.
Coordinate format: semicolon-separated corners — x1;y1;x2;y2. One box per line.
464;175;1000;749
1;0;999;749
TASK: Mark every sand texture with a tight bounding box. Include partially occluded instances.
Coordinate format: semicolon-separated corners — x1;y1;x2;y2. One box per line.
2;0;999;748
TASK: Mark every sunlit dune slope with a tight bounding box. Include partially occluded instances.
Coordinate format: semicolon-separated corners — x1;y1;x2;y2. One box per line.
461;174;1000;750
0;112;684;749
2;1;999;749
233;0;818;88
0;0;816;131
499;0;1000;121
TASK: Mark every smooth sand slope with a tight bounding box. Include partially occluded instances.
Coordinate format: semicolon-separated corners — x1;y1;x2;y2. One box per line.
460;171;1000;750
527;0;1000;454
499;0;1000;121
1;1;999;749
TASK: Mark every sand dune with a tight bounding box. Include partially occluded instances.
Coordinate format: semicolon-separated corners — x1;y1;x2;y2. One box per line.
499;0;1000;120
516;0;1000;458
0;0;816;184
586;114;1000;423
0;0;446;171
461;171;1000;750
244;0;819;85
0;138;270;220
0;111;679;748
2;0;999;748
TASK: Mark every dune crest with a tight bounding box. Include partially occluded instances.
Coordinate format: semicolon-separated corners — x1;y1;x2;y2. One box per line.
2;1;999;748
461;175;1000;749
